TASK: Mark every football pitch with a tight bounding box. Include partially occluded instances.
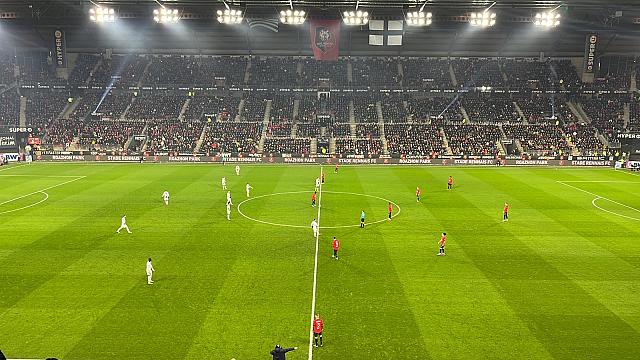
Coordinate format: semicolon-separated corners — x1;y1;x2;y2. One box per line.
1;163;640;360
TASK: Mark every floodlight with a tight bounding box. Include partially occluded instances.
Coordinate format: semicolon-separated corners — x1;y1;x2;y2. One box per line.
217;7;243;24
154;7;180;23
534;11;561;27
469;11;496;27
280;8;306;24
406;11;432;26
343;9;369;25
89;6;116;23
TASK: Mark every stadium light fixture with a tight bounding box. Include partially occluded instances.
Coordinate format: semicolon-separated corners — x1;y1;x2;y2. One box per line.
469;11;496;27
216;8;243;24
280;9;306;25
89;6;116;23
153;7;180;24
406;11;432;26
343;10;369;25
534;12;561;28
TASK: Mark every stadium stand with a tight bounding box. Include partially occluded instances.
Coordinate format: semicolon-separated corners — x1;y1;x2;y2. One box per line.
351;58;401;87
445;124;502;156
25;91;68;131
402;58;452;89
250;57;298;87
146;120;204;153
579;95;626;141
0;92;20;126
300;58;348;87
385;124;445;156
201;122;262;154
126;94;185;121
462;94;519;123
502;124;570;156
90;55;147;87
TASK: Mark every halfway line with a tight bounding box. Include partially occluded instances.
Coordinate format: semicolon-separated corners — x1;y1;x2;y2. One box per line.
308;166;322;360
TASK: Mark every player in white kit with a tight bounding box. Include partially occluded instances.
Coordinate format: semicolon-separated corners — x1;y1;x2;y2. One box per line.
311;218;319;238
222;177;227;190
226;191;233;205
235;165;240;176
226;202;231;221
315;178;320;191
162;190;170;206
246;183;253;197
116;215;132;234
146;258;155;285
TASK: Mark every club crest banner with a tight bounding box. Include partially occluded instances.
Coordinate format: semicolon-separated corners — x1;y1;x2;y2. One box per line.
310;20;340;61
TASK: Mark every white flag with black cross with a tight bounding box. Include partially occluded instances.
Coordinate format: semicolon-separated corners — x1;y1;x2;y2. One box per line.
368;20;404;46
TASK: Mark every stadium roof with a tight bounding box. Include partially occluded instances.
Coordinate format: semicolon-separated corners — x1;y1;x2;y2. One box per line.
1;0;638;9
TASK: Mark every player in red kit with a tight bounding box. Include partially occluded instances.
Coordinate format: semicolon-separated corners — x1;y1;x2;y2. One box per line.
437;232;446;256
332;236;340;260
334;164;339;173
311;191;317;207
447;176;453;190
313;314;324;348
388;202;393;220
503;202;509;222
416;187;421;202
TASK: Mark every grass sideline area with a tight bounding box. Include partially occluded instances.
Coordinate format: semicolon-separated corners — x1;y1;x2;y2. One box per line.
1;163;640;359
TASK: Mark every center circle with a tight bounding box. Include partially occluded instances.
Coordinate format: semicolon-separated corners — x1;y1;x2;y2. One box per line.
236;191;400;228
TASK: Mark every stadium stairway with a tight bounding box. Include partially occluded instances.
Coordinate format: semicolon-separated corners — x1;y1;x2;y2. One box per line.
236;98;245;122
128;122;148;151
376;101;384;123
513;139;525;154
177;98;191;121
244;57;252;85
87;57;103;86
513;101;527;123
440;128;453;155
623;103;630;129
291;123;297;138
329;137;336;154
120;96;136;121
258;100;272;152
631;67;637;92
139;61;152;87
460;105;470;123
348;99;356;133
575;102;592;123
567;101;589;124
310;138;317;155
194;125;207;153
347;62;353;83
449;63;458;87
380;123;388;154
496;140;507;156
292;98;300;121
19;95;26;127
62;97;82;119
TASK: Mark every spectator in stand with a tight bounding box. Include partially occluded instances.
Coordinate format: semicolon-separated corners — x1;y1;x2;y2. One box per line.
445;125;501;156
385;124;444;156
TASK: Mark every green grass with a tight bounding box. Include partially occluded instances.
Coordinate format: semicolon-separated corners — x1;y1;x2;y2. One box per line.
1;163;640;359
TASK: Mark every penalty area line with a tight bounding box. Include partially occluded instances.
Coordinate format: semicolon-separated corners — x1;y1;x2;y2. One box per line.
557;181;640;221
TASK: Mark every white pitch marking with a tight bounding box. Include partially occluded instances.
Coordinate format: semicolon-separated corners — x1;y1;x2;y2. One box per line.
0;164;28;172
236;191;401;229
0;174;87;178
0;176;84;208
591;197;640;222
557;180;638;183
308;167;323;360
0;191;48;215
558;181;640;221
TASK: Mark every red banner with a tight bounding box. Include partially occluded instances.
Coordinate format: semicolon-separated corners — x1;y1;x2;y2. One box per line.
309;20;340;61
